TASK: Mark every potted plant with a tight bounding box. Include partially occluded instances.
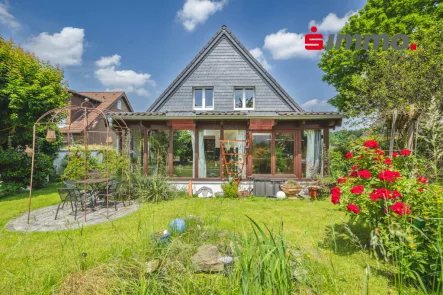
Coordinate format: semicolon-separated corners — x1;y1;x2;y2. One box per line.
308;185;320;199
280;180;303;199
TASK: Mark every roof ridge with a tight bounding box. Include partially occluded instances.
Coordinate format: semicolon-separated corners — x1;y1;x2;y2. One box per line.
147;25;303;112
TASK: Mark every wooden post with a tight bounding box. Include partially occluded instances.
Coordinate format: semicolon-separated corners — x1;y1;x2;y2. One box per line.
168;128;173;177
194;129;199;178
271;131;276;175
323;128;329;175
220;124;224;179
247;131;253;176
143;128;148;176
295;129;302;178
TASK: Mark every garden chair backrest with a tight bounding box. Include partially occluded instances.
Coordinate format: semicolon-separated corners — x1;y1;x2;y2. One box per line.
64;180;78;189
57;188;71;202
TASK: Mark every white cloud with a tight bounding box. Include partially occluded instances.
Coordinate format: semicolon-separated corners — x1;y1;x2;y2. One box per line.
94;55;154;97
95;54;121;68
263;29;318;60
250;48;271;71
309;11;356;33
177;0;228;32
24;27;84;66
301;99;336;112
0;3;20;30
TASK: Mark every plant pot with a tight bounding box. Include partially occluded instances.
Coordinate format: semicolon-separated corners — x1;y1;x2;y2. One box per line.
237;190;249;198
413;217;426;229
280;184;302;199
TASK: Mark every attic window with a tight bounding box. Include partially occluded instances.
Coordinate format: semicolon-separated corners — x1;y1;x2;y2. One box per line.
234;88;254;110
194;88;214;110
117;99;122;110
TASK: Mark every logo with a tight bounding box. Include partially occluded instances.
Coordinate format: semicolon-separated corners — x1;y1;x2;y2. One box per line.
305;26;416;51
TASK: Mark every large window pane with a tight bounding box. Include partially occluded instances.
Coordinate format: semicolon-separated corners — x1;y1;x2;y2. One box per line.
205;89;213;107
245;88;254;108
173;130;194;177
223;130;246;179
252;133;271;174
234;89;243;108
302;130;323;178
198;130;220;178
148;130;169;175
276;133;294;174
194;89;203;108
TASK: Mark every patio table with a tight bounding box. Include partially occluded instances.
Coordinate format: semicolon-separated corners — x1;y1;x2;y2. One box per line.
74;178;114;209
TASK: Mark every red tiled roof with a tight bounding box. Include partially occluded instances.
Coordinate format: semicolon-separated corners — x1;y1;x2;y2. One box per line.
61;91;124;133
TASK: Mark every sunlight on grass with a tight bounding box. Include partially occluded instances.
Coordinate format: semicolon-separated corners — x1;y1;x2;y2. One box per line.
0;186;419;294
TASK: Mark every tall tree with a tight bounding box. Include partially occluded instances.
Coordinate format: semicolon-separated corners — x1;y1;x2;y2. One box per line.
319;0;443;115
0;37;69;148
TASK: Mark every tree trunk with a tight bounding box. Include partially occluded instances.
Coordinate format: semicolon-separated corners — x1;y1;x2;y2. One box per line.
389;110;398;155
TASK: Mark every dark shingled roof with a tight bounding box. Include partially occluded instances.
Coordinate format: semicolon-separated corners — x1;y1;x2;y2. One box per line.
278;111;344;116
147;25;303;113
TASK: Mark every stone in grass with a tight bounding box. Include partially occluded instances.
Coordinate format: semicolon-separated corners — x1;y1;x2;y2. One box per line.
146;259;160;274
218;256;233;264
191;245;224;272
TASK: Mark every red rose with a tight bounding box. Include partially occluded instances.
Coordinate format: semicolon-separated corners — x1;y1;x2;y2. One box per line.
347;203;360;214
374;149;384;155
390;202;411;216
417;176;428;184
400;149;412;156
358;170;372;179
352;165;359;170
364;140;379;149
392;190;402;199
379;170;401;183
392;152;399;158
331;187;341;204
345;152;353;159
350;185;365;195
338;177;347;183
384;157;392;165
350;171;358;178
418;188;424;192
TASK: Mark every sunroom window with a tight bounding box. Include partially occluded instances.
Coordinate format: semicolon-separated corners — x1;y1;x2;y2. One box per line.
234;88;254;110
194;88;214;110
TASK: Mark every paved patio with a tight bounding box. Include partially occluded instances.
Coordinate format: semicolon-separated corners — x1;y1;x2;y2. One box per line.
6;201;139;232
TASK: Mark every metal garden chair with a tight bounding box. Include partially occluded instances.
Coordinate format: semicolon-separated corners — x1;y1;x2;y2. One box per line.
55;188;75;220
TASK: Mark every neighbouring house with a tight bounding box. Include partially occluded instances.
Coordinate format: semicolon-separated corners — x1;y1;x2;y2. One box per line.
61;90;133;145
54;90;133;174
118;25;344;194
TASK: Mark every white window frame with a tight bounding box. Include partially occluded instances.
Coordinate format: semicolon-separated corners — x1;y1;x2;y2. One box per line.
117;99;122;110
193;87;214;110
233;87;255;110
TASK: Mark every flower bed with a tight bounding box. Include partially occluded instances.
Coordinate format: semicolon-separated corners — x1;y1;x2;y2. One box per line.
331;139;443;286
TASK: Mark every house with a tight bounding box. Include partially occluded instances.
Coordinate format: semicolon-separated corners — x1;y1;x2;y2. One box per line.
61;90;133;145
118;25;343;193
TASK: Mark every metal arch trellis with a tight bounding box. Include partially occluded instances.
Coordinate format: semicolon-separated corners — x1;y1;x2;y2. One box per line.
27;100;132;224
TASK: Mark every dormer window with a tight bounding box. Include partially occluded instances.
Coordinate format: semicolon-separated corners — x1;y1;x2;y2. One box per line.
234;87;254;110
194;88;214;110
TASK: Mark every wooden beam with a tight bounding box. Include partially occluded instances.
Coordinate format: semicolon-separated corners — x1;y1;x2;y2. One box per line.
249;119;274;130
247;131;253;176
143;128;148;176
171;119;196;130
168;128;173;177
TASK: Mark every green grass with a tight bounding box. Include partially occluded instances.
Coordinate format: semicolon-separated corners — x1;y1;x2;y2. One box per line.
0;185;421;294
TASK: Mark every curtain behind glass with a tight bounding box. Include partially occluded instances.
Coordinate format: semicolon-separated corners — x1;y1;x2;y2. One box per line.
198;130;206;178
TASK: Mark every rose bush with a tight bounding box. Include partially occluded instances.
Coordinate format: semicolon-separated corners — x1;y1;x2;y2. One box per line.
331;139;443;283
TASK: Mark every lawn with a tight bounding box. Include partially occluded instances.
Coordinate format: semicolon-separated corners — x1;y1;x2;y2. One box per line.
0;185;420;294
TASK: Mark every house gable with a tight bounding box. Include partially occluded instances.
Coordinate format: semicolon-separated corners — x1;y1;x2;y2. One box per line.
148;26;303;113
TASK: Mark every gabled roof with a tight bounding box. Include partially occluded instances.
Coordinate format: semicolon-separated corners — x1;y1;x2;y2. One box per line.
147;25;303;112
62;91;133;133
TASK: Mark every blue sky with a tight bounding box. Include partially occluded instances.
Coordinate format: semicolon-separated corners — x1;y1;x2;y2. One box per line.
0;0;366;112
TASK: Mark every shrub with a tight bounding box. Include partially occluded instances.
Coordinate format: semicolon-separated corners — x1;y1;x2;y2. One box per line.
131;169;176;203
221;182;238;198
331;139;443;289
61;145;129;181
0;147;54;196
